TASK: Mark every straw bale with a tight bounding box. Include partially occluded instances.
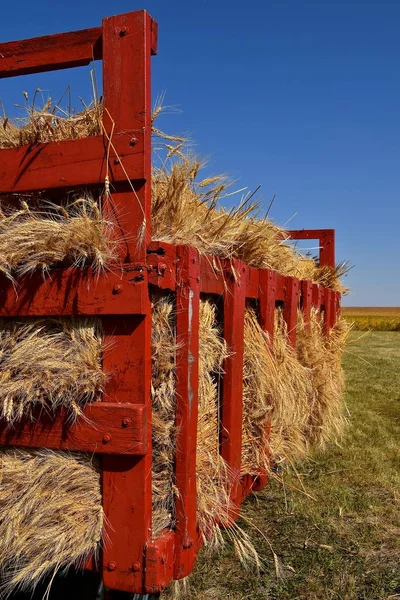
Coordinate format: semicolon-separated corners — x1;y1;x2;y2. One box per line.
196;300;232;545
0;449;103;595
296;309;350;447
242;308;313;473
0;317;104;425
151;296;177;535
0;99;102;148
0;197;118;282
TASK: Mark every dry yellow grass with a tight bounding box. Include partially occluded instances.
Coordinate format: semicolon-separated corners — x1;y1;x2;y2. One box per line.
151;296;178;536
297;309;350;447
0;317;104;425
0;197;118;282
0;96;102;148
242;308;312;473
0;449;103;595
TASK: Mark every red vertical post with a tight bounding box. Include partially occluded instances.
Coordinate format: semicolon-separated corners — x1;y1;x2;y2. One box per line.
323;288;332;336
319;230;335;268
252;268;277;493
259;269;277;344
101;11;154;594
312;283;323;316
283;277;300;347
329;289;337;330
301;280;313;329
173;246;200;580
335;290;341;323
221;260;247;507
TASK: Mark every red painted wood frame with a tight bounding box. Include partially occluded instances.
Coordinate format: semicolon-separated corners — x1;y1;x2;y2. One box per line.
0;11;157;595
0;14;341;595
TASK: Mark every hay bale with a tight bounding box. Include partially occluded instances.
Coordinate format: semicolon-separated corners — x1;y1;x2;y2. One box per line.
151;296;177;535
0;317;104;424
196;300;231;545
242;308;312;473
0;198;117;281
296;309;350;447
0;449;102;594
0;99;102;148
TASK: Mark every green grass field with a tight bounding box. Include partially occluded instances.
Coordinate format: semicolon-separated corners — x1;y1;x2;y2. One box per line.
180;332;400;600
342;307;400;331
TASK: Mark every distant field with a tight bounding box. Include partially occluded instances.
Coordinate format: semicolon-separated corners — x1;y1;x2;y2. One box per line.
342;307;400;331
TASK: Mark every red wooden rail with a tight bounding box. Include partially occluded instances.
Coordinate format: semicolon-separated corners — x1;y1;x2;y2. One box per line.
0;11;341;596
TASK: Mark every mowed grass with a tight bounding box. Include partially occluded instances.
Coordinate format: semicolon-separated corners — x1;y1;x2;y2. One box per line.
342;307;400;331
178;332;400;600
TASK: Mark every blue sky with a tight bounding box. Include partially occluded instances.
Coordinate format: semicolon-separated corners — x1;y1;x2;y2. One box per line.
1;1;399;305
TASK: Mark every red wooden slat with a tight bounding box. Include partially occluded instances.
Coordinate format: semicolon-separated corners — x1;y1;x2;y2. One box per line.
275;273;286;301
0;403;146;454
301;280;313;329
0;27;102;78
174;245;200;580
259;269;277;343
0;268;147;317
0;133;145;194
101;11;154;594
312;283;323;313
323;288;332;336
335;290;341;322
284;277;300;347
220;259;247;508
329;289;337;331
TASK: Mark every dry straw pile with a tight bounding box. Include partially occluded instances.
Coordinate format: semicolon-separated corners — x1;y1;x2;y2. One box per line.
0;99;349;593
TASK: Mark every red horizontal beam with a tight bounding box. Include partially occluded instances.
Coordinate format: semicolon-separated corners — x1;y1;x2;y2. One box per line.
0;27;102;79
0;132;145;194
0;267;148;317
0;11;158;80
0;402;147;454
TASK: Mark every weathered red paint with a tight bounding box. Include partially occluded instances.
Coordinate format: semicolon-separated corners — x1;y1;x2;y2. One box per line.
220;259;248;509
145;530;175;593
0;403;147;455
174;245;201;579
259;269;277;343
284;276;300;347
301;280;313;328
0;133;145;194
0;267;148;317
100;11;155;594
0;27;102;78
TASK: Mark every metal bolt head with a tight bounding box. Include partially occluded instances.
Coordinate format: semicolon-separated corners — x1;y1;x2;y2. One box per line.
108;561;117;571
130;136;138;147
113;284;123;294
103;433;112;444
122;417;132;428
132;562;141;572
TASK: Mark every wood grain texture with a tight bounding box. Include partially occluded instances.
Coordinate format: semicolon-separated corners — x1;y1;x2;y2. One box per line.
0;403;147;454
0;27;102;78
0;267;148;317
0;132;144;194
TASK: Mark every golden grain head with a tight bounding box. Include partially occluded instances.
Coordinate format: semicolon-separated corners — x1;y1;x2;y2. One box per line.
0;317;104;425
0;449;103;596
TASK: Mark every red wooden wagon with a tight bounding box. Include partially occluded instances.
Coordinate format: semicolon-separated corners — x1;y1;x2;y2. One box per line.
0;11;340;598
